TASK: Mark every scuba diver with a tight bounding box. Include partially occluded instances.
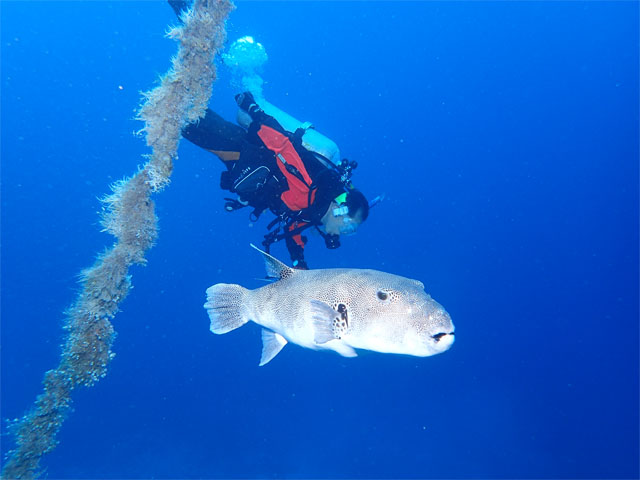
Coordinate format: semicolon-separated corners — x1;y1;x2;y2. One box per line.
183;92;370;269
168;0;372;269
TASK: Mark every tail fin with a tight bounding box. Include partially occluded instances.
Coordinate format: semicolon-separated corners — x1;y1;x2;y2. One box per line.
204;284;250;334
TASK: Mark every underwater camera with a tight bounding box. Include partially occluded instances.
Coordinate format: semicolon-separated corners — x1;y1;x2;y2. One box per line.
323;233;341;250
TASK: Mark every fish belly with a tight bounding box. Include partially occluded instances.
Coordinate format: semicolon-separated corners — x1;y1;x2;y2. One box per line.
253;307;319;351
250;289;356;357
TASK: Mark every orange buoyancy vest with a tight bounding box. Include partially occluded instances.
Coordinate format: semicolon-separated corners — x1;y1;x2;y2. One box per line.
257;124;317;211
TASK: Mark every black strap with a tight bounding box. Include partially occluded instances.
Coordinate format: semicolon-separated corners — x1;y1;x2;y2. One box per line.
262;220;314;252
292;127;306;145
249;206;267;222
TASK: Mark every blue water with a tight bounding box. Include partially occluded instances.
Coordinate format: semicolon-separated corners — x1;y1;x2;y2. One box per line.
2;1;638;478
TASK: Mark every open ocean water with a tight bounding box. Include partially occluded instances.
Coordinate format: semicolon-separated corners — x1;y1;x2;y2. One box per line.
1;1;638;478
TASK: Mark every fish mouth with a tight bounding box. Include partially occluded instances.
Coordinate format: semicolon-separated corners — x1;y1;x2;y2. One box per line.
432;331;454;342
431;331;455;351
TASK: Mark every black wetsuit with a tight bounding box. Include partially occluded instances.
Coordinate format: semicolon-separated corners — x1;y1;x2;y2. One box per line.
182;108;345;268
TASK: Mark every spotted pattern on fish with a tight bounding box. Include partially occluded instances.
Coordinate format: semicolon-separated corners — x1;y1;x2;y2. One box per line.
204;246;455;364
332;303;349;339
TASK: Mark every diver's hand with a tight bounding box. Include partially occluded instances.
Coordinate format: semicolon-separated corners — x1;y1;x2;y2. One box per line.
235;91;260;115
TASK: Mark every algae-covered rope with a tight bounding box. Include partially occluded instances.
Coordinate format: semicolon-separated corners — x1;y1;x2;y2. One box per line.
2;1;233;478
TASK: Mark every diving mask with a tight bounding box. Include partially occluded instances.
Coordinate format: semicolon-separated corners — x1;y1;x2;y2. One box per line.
332;192;349;217
333;205;349;217
330;193;359;235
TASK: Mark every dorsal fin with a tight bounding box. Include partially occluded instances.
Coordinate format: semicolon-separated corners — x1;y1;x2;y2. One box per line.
250;244;296;280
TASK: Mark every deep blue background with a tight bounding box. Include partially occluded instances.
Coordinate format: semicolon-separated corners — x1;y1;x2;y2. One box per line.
2;1;638;478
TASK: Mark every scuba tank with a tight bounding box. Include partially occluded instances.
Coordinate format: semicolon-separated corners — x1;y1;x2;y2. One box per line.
237;97;342;169
223;36;341;169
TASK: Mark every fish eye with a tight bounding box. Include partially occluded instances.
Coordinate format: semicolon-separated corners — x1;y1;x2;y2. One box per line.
377;291;388;301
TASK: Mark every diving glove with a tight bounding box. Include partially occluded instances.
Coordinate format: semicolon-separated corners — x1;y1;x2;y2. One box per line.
235;91;261;116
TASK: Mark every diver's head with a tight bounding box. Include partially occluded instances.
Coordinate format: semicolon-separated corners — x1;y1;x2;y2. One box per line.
320;189;369;237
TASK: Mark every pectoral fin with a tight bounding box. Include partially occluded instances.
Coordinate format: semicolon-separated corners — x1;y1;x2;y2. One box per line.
260;329;288;366
310;300;349;344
